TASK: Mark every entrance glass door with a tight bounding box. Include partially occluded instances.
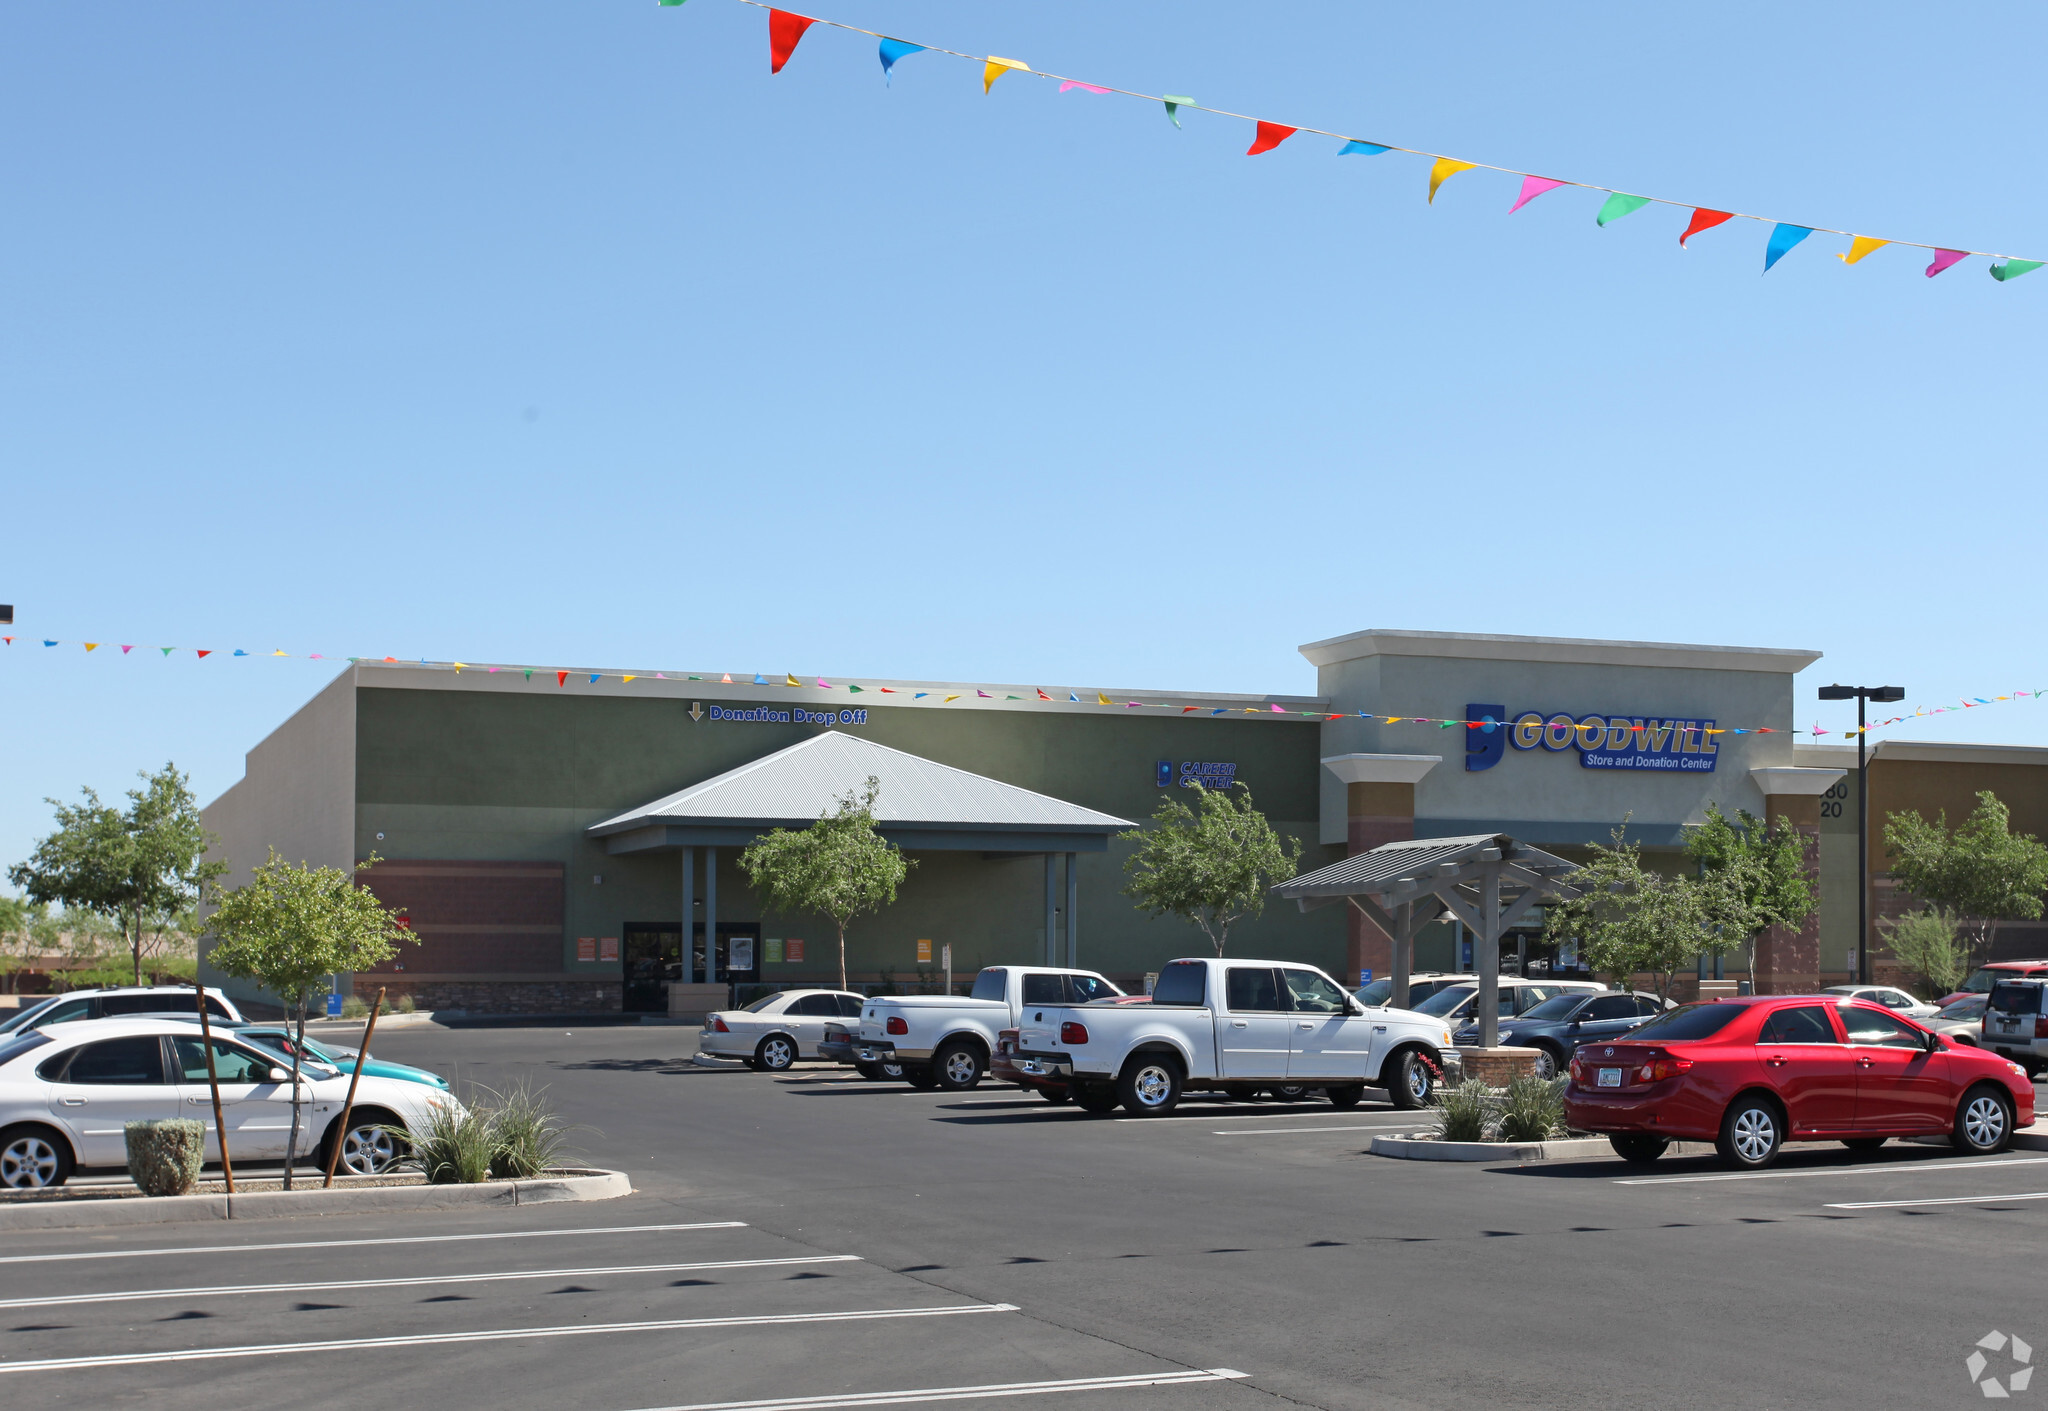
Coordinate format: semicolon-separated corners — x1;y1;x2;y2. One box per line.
622;923;682;1013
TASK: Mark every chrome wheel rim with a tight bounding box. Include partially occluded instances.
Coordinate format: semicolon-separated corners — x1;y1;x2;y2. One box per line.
763;1039;794;1069
1966;1094;2007;1147
1133;1065;1173;1107
1732;1108;1776;1162
1533;1050;1558;1081
1;1136;58;1188
341;1125;397;1176
944;1052;977;1085
1406;1059;1432;1103
882;1062;904;1078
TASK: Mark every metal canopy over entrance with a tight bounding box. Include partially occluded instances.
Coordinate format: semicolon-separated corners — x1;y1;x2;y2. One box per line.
585;731;1133;985
1273;833;1585;1048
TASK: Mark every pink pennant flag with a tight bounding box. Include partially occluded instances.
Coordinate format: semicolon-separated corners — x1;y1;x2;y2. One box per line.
1925;248;1968;278
1508;176;1565;213
1269;703;1287;713
977;689;993;698
1058;80;1109;94
817;677;831;688
120;645;133;653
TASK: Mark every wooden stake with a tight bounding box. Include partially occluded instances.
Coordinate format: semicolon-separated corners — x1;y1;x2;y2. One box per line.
324;988;384;1189
193;983;234;1195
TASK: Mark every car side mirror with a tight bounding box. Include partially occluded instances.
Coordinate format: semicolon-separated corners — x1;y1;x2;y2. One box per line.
267;1067;291;1083
1925;1030;1942;1053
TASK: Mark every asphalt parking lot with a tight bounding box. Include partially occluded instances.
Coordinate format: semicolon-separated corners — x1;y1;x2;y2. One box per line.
4;1022;2044;1410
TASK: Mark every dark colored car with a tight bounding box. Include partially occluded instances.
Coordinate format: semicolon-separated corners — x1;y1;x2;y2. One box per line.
1939;960;2048;1009
1457;991;1670;1078
1564;995;2036;1170
821;1021;904;1080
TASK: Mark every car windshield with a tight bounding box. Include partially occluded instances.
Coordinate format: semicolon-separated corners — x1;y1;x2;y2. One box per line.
1519;993;1590;1022
1959;968;2009;995
238;1033;339;1076
0;1029;53;1070
1938;996;1987;1020
1412;985;1476;1018
1355;978;1393;1006
1625;1003;1745;1042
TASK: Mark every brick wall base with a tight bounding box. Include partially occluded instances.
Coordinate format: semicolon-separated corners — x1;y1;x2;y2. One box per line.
364;979;621;1015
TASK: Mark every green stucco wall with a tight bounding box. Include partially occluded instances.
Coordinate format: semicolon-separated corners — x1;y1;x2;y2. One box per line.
353;686;1346;987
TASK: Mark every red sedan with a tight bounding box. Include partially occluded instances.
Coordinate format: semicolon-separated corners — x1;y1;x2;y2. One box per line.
1564;995;2035;1170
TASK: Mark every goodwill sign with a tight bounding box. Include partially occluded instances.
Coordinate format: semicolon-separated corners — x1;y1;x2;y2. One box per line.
1462;703;1718;773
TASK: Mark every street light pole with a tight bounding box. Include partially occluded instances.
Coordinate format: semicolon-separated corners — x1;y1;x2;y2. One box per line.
1818;683;1905;985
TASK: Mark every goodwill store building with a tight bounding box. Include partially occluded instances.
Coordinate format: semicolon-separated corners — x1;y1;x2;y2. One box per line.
199;629;2048;1016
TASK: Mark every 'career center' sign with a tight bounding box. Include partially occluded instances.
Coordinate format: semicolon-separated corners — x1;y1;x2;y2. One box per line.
1462;702;1718;773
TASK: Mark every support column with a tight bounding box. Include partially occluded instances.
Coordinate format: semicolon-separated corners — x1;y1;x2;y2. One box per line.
1477;869;1502;1050
1323;754;1440;988
705;846;718;985
1064;853;1078;969
1044;854;1058;967
1749;768;1843;995
681;847;696;981
1390;902;1414;1009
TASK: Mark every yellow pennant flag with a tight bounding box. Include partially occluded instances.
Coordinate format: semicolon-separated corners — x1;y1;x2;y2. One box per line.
785;673;801;687
453;662;468;673
623;675;637;683
983;56;1029;94
944;694;961;702
1428;157;1477;204
1838;236;1890;265
272;649;288;657
1097;692;1113;706
83;642;98;651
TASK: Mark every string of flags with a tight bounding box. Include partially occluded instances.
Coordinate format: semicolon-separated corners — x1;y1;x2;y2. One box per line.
4;630;2036;742
686;0;2044;284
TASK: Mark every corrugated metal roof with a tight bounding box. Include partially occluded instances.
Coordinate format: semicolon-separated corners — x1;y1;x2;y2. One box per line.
1274;833;1576;899
587;731;1134;837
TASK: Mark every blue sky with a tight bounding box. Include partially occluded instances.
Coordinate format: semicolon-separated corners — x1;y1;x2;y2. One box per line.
3;1;2043;870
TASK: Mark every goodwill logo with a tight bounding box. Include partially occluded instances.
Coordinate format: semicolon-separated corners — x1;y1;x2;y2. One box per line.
1461;703;1718;774
1968;1330;2033;1398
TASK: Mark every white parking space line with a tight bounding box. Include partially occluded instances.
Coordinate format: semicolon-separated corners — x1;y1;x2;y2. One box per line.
0;1255;865;1311
618;1368;1251;1411
0;1221;748;1267
1210;1125;1411;1136
1826;1191;2048;1210
1616;1156;2048;1186
0;1302;1017;1375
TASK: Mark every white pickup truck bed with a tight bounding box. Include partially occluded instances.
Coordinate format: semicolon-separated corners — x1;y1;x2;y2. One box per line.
855;966;1123;1091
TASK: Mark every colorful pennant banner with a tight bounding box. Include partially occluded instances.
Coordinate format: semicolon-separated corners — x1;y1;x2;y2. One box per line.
5;629;2037;742
708;0;2039;283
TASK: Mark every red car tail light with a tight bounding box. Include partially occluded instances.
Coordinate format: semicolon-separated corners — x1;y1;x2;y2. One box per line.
886;1016;909;1035
710;1016;729;1033
2036;1017;2048;1040
1059;1021;1090;1045
1641;1055;1693;1083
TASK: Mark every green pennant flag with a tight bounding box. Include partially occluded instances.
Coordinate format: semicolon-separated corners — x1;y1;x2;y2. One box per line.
161;647;174;656
1991;259;2044;282
524;669;533;680
847;684;864;693
1163;95;1194;128
1596;192;1652;227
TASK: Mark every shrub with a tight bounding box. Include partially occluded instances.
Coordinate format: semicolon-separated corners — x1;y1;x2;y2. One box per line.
485;1078;580;1179
339;995;369;1020
1496;1074;1569;1142
125;1120;204;1196
391;994;417;1014
400;1100;496;1184
1431;1079;1497;1143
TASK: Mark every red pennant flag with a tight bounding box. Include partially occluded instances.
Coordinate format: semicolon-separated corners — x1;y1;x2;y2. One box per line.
556;670;569;687
1182;706;1199;714
769;10;816;73
196;649;212;658
1037;689;1052;700
1679;208;1735;247
879;687;897;693
1246;121;1296;156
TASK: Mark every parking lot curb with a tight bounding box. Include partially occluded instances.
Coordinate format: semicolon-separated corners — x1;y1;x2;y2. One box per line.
0;1169;632;1231
1369;1134;1715;1162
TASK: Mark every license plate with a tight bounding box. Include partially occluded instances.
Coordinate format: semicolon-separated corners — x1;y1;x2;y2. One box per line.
1597;1068;1623;1088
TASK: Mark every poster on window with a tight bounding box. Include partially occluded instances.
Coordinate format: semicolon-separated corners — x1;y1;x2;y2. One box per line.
599;937;619;962
786;938;805;963
729;937;755;972
576;937;597;962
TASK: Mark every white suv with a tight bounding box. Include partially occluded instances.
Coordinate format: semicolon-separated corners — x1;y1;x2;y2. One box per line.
0;987;244;1036
1982;979;2048;1074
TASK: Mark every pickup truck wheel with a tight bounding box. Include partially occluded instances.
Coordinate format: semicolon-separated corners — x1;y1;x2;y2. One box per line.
1326;1085;1366;1109
932;1041;986;1092
1116;1056;1183;1117
1073;1084;1119;1114
904;1066;940;1090
1388;1049;1436;1110
1037;1086;1073;1104
854;1060;903;1081
1264;1084;1310;1102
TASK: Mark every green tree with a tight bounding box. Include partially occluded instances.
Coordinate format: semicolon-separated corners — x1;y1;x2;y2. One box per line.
1884;790;2048;969
739;778;913;991
1685;803;1819;985
1545;827;1744;1004
8;764;227;987
1877;907;1969;998
1120;783;1302;957
206;850;418;1186
0;898;48;994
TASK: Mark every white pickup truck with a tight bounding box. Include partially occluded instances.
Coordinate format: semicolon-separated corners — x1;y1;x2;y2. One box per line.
855;966;1125;1091
1012;956;1460;1116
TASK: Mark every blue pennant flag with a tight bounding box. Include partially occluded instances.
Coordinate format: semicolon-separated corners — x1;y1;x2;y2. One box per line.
753;673;768;685
1338;140;1391;156
878;38;925;84
233;649;248;656
1763;223;1813;273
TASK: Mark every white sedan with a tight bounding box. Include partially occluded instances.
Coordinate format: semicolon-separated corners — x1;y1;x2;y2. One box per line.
1821;984;1943;1020
699;990;869;1071
0;1017;452;1189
